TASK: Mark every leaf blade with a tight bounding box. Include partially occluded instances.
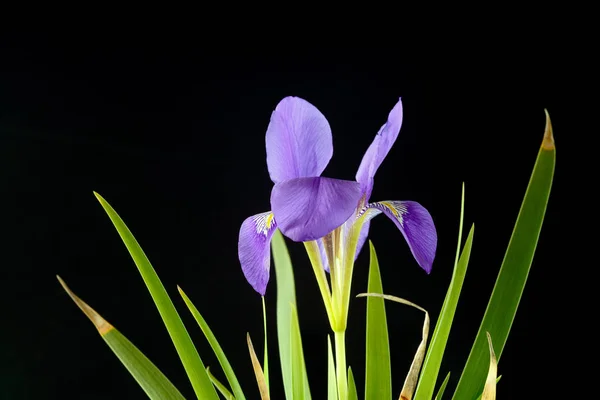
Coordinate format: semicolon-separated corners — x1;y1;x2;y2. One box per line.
57;276;185;400
452;111;556;399
364;241;392;400
413;221;475;400
94;193;218;399
178;287;246;400
434;372;451;400
247;333;270;400
327;335;338;400
348;367;358;400
271;230;311;399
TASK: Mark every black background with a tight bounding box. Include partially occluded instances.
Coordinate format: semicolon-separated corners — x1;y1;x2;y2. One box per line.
1;31;573;399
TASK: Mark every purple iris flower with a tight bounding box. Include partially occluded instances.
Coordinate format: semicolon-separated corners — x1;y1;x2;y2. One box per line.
238;96;437;295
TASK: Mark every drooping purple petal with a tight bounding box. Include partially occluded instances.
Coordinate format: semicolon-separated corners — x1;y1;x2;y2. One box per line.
266;96;333;183
354;220;371;260
355;98;404;200
270;176;362;242
238;211;278;295
368;200;437;273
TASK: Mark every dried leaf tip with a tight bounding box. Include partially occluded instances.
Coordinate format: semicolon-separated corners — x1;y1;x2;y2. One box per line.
481;331;498;400
56;275;114;336
542;109;555;150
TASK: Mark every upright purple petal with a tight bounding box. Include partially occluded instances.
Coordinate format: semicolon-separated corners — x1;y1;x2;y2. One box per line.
270;176;362;242
355;98;403;200
368;200;437;273
266;96;333;183
238;211;278;295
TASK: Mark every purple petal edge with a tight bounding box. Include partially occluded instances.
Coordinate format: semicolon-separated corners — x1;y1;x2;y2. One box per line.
270;176;362;242
370;200;437;273
265;96;333;183
355;98;403;200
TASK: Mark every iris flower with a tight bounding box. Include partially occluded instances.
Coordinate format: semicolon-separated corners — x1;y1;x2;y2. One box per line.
238;97;437;310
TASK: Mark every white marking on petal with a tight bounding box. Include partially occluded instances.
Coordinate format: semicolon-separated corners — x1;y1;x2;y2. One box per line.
371;201;408;227
253;212;276;237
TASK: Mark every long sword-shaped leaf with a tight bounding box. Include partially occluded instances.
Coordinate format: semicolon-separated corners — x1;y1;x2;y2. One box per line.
413;221;475;400
452;111;556;399
348;367;358;400
206;367;235;400
57;276;185;400
356;293;428;400
248;333;270;400
327;335;338;400
94;193;218;399
364;241;392;400
290;304;311;399
433;372;450;400
271;230;311;399
178;287;246;400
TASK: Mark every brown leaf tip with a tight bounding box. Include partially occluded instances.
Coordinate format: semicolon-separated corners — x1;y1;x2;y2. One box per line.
57;275;114;336
542;109;555;151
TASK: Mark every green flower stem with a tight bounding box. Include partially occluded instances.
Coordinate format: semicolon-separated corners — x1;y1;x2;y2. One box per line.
304;241;336;327
334;330;348;400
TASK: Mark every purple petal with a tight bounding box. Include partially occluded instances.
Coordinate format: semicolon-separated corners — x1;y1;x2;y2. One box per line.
354;220;371;260
238;211;278;295
270;177;362;242
355;98;403;200
266;96;333;183
369;200;437;273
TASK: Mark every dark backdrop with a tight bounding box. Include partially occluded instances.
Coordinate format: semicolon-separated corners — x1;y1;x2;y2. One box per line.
1;33;570;399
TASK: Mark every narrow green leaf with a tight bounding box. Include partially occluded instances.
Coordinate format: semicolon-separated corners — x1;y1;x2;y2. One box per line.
413;221;475;400
262;296;269;393
94;193;218;399
57;276;185;400
452;111;556;399
434;372;450;400
290;304;311;399
206;367;235;400
327;335;338;400
348;367;358;400
178;287;246;400
247;333;270;400
357;293;429;400
271;230;310;399
365;241;391;400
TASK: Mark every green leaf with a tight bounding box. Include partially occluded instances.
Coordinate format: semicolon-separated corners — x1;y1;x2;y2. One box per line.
271;230;311;399
178;286;246;400
57;276;185;400
94;193;218;400
290;304;311;400
358;293;428;400
364;241;391;400
247;333;270;400
434;372;451;400
452;111;556;399
413;223;475;400
348;367;358;400
206;367;235;400
327;335;338;400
